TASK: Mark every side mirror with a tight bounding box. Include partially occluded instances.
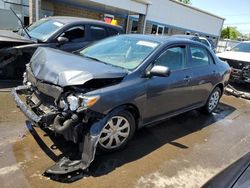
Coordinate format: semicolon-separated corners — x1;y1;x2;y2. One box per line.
57;36;69;44
149;65;171;77
226;46;232;51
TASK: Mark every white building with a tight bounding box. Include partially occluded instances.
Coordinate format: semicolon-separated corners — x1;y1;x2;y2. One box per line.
0;0;224;43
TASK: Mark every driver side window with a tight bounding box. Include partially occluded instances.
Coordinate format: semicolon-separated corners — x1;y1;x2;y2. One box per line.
60;26;85;42
154;46;186;71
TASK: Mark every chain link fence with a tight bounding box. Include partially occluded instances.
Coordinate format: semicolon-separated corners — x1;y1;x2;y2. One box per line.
216;39;240;53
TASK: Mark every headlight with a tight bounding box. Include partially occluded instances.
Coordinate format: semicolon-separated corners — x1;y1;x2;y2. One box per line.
67;94;100;111
80;95;100;108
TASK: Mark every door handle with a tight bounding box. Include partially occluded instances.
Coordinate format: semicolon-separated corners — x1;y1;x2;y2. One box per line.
184;76;192;82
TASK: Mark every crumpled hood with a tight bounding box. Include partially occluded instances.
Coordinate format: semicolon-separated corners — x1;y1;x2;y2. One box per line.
30;47;128;87
217;51;250;62
0;30;34;43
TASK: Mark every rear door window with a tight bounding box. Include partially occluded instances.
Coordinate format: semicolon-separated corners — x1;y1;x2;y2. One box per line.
189;46;210;67
90;25;107;40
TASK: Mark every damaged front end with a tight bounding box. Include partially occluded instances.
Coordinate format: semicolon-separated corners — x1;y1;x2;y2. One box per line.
221;58;250;83
11;67;114;175
230;65;250;83
11;46;127;175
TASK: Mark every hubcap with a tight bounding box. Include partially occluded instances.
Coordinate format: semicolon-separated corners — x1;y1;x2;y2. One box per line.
99;116;130;149
208;91;220;111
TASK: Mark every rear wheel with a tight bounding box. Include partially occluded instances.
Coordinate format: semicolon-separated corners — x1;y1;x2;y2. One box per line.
203;87;222;114
98;110;135;152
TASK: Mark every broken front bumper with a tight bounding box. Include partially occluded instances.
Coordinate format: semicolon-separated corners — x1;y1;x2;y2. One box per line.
11;85;42;123
11;85;110;175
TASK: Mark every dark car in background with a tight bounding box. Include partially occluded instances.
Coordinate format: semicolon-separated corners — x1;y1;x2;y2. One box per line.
217;41;250;84
12;34;230;174
203;152;250;188
0;16;123;80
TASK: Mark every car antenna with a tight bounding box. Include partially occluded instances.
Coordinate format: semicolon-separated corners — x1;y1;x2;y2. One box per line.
9;7;32;39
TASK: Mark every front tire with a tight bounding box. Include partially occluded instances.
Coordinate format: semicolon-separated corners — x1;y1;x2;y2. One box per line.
98;110;135;152
203;87;222;114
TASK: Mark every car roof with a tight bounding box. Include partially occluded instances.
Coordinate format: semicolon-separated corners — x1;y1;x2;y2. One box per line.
173;34;208;40
172;34;196;39
42;16;123;29
119;34;204;45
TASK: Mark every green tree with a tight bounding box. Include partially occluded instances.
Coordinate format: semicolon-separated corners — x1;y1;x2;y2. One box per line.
221;27;241;40
176;0;191;4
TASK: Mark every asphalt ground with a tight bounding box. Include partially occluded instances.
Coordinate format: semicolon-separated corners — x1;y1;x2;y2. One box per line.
0;85;250;188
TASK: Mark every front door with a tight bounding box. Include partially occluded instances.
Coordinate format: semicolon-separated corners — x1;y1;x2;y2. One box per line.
58;25;88;52
144;45;195;124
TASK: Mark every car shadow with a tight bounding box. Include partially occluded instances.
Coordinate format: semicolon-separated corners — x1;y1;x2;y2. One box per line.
26;102;235;183
89;103;235;177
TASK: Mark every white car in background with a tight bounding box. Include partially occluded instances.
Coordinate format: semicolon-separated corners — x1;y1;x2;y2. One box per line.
217;41;250;84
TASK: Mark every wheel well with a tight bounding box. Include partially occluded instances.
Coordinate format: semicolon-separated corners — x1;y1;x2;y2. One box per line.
216;83;224;95
125;104;140;128
110;104;141;129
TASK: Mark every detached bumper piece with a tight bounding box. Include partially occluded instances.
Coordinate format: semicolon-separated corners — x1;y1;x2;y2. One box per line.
45;133;99;175
225;84;250;100
11;85;41;123
44;115;110;176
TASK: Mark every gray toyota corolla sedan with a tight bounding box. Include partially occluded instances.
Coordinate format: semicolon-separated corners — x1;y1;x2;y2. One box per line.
11;34;231;174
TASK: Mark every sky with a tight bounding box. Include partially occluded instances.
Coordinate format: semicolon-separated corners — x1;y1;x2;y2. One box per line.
191;0;250;34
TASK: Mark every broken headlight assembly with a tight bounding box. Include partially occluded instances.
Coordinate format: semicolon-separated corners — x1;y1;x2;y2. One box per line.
60;94;100;111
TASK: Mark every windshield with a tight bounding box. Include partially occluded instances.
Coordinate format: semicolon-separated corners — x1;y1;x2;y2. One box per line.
231;43;250;53
25;19;65;41
80;35;160;70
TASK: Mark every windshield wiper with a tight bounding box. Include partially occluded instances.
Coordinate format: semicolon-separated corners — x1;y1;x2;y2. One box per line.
82;55;128;71
10;7;32;39
83;55;107;64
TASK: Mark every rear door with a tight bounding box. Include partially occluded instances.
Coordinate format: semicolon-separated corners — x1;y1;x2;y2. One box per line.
144;45;196;124
186;45;217;104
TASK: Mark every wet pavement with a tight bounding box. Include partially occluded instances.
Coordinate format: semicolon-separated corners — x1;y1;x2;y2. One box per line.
0;90;250;188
